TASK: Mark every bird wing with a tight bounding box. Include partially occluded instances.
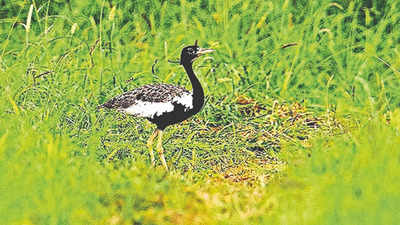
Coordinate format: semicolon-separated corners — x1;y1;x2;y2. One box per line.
99;84;193;118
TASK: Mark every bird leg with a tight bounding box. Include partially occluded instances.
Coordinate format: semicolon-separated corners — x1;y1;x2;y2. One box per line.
156;130;169;171
147;129;158;166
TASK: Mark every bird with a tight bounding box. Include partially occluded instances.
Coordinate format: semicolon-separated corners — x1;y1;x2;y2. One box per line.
99;41;215;170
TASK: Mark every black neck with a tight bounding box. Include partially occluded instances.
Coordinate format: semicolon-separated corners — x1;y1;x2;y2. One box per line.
183;61;204;112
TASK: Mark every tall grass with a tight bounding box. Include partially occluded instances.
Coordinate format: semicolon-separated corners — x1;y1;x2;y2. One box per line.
0;0;399;224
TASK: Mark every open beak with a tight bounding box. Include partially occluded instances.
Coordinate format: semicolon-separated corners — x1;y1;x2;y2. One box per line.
190;47;215;62
197;48;215;56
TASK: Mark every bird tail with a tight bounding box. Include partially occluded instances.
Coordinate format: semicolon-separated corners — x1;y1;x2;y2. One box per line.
97;103;109;110
97;100;115;110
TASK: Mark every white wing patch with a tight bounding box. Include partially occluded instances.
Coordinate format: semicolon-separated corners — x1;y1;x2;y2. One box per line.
123;101;174;118
122;93;193;119
172;92;193;109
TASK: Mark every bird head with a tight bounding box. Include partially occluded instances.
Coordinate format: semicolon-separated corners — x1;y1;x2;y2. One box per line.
180;40;215;65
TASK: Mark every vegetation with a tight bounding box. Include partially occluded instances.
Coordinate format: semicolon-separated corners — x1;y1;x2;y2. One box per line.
1;0;399;224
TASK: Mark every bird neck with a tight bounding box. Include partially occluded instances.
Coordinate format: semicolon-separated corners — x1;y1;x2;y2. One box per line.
183;62;204;111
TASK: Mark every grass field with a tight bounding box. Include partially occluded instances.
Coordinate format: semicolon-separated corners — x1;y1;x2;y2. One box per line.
1;0;400;224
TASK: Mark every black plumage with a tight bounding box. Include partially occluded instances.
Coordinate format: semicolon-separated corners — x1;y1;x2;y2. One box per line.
99;41;215;170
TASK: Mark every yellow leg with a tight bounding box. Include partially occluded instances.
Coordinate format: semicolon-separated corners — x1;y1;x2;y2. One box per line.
147;129;158;166
156;130;168;171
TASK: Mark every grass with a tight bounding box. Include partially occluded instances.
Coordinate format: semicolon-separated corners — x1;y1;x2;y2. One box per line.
1;0;400;224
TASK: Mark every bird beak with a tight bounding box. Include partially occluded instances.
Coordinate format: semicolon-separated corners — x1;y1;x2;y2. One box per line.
197;48;215;56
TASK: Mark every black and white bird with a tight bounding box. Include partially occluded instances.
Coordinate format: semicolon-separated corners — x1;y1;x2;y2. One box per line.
99;41;215;170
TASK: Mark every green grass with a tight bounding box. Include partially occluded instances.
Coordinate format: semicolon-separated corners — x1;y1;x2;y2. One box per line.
1;0;400;224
